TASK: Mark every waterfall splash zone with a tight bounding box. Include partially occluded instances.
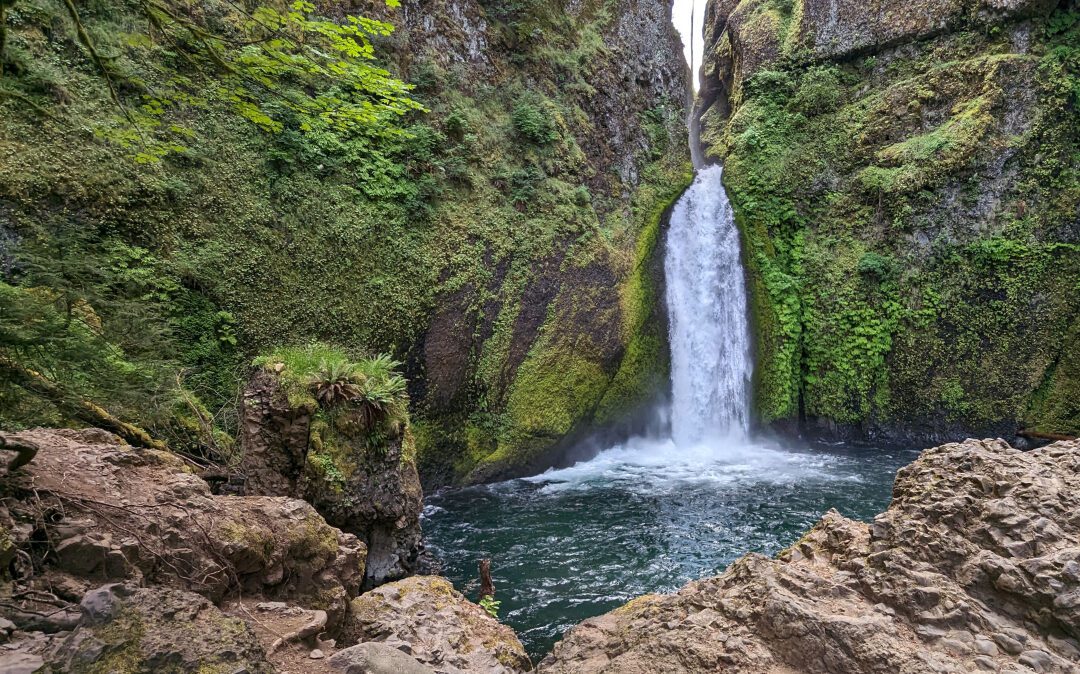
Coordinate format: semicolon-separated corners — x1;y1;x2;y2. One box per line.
423;167;915;659
423;442;916;659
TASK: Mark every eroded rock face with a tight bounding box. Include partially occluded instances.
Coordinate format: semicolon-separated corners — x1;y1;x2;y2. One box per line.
4;428;365;625
539;438;1080;673
341;575;532;674
792;0;1057;60
697;0;1058;121
241;370;424;588
46;583;272;673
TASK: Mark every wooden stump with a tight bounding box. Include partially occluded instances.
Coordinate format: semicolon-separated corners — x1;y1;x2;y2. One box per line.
478;558;494;599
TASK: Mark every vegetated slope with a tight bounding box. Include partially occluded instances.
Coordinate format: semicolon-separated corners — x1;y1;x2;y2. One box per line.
0;0;690;485
696;0;1080;444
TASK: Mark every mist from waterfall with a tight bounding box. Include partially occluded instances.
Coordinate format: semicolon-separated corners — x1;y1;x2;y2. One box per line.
665;164;752;447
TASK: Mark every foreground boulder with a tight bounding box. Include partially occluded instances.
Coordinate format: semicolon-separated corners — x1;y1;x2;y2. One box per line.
540;438;1080;673
341;575;532;673
48;583;271;673
2;428;366;625
330;642;436;673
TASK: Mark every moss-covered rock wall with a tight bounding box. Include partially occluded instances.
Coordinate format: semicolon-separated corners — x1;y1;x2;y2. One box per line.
696;0;1080;444
0;0;690;485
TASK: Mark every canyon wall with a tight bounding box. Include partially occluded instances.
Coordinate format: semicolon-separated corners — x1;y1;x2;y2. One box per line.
694;0;1080;445
0;0;690;485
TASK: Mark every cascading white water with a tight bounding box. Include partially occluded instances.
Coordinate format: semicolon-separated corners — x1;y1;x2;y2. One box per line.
664;164;752;447
529;163;760;484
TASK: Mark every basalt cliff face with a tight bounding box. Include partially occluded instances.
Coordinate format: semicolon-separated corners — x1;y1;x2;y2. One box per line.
376;0;693;486
540;437;1080;673
694;0;1080;446
0;0;689;488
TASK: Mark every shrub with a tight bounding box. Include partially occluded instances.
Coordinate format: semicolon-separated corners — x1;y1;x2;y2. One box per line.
790;66;842;117
512;101;557;144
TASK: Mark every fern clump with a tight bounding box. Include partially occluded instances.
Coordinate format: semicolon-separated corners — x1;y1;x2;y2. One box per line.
259;344;410;435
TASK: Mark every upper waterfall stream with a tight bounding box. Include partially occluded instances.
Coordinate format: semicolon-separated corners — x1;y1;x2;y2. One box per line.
424;167;914;660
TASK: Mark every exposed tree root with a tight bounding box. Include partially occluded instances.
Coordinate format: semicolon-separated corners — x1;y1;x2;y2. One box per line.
267;609;327;655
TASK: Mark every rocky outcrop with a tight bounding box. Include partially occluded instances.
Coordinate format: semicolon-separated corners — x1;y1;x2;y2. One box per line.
539;438;1080;673
45;583;272;673
2;428;366;625
341;575;532;674
241;367;424;588
330;642;436;674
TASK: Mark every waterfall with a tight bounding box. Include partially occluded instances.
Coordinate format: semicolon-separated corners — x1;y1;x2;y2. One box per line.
664;164;752;447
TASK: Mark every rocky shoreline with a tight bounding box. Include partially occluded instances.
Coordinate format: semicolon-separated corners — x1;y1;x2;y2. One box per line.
1;431;1077;673
539;438;1080;673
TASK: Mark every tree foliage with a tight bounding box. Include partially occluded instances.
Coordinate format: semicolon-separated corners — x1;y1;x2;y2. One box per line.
1;0;424;160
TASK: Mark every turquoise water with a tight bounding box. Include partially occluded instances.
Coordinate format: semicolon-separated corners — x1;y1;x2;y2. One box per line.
422;438;917;660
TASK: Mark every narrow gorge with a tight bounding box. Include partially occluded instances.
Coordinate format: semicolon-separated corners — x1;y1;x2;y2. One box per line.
0;0;1077;671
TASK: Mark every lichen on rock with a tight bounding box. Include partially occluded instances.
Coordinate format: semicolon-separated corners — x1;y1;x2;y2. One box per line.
2;428;367;626
46;583;273;674
341;575;533;674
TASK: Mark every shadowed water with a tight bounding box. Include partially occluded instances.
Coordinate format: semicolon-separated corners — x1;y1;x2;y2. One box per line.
423;440;917;660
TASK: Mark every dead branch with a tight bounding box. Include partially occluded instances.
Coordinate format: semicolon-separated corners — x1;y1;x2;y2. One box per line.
479;558;494;600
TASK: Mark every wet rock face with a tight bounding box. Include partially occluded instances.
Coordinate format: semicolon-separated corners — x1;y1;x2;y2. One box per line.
364;0;691;487
241;370;424;589
698;0;1059;116
6;428;365;625
341;575;532;674
241;368;314;496
539;439;1080;673
47;583;272;673
793;0;1058;60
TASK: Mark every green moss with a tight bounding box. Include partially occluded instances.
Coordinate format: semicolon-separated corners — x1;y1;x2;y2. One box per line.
217;520;275;566
0;0;687;485
84;609;145;674
711;13;1080;434
289;514;340;563
594;170;693;424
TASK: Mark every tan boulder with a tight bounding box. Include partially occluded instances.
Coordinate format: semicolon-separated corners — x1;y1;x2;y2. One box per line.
342;575;532;673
